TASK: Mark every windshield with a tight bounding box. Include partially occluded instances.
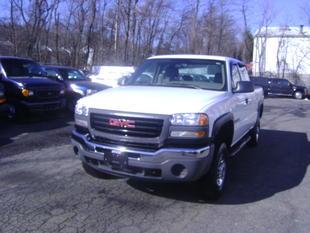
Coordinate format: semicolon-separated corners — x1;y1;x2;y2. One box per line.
1;58;46;77
59;68;87;81
44;67;87;81
127;59;227;91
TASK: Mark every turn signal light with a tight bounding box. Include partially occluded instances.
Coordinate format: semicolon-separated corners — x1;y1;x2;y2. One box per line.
22;89;29;97
21;89;34;97
170;130;207;138
195;131;206;137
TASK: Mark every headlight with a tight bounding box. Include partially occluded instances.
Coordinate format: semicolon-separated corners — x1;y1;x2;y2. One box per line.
170;113;208;126
60;89;65;95
70;84;86;96
75;101;89;116
86;89;97;95
21;89;34;97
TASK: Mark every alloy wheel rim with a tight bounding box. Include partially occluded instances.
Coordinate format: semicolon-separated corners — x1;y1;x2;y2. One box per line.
256;124;260;142
216;154;226;189
295;92;302;99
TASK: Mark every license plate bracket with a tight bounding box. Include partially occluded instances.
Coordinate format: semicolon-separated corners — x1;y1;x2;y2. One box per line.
104;150;128;169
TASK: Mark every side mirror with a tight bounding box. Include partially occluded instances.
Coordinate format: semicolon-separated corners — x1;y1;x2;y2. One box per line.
233;81;254;93
118;76;129;86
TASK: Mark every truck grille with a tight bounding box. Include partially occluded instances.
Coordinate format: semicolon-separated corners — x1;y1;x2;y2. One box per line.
92;136;160;151
90;113;164;138
35;90;60;98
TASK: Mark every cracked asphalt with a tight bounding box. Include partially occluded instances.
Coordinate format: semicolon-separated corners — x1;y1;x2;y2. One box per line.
0;98;310;233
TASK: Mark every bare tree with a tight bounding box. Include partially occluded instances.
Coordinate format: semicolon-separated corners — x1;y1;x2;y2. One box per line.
253;0;274;76
0;0;252;67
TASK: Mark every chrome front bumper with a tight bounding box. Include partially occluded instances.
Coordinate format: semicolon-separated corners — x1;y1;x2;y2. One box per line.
71;130;214;182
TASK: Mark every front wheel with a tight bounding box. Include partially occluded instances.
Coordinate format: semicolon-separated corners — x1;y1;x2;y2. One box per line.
7;104;24;121
199;143;228;200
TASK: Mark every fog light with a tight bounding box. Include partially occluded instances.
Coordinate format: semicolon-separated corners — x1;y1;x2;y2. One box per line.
171;164;187;178
76;119;88;127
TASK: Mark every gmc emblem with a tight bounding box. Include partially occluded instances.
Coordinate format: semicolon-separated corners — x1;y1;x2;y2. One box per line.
108;118;135;128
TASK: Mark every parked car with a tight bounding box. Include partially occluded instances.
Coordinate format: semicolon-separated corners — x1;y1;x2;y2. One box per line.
0;83;8;116
89;66;135;87
72;55;264;199
250;76;308;99
44;65;110;112
0;56;66;119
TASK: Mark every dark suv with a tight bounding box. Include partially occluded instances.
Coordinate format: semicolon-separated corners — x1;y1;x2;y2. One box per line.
0;57;66;119
0;83;8;116
250;76;308;99
44;65;110;112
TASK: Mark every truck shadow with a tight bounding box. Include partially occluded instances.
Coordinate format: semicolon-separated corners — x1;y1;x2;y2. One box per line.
127;129;310;204
0;111;73;148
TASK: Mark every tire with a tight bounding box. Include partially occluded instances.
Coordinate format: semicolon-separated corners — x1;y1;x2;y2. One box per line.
7;104;24;121
67;100;76;113
199;143;228;200
294;91;303;100
82;162;116;179
249;120;260;147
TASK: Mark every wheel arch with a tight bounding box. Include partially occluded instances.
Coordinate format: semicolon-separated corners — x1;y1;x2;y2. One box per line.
258;102;264;119
211;113;234;148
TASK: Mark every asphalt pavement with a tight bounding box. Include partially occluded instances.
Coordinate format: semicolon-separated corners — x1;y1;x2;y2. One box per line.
0;98;309;233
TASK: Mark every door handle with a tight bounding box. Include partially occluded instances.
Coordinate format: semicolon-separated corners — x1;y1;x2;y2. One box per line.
245;98;249;104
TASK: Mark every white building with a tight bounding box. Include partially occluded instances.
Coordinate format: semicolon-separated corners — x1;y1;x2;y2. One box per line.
252;26;310;87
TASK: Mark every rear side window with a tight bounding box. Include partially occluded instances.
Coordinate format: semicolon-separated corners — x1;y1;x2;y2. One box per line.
45;69;61;78
238;66;250;81
280;79;290;86
231;64;241;89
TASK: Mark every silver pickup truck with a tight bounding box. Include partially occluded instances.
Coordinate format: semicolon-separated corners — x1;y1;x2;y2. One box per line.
72;55;264;199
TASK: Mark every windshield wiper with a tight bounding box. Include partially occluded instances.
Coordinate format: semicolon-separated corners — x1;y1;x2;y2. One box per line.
126;83;202;89
159;82;202;89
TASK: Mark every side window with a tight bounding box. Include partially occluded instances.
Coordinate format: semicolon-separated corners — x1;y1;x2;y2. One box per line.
67;70;85;80
281;80;289;86
135;62;157;84
46;69;60;77
238;65;250;81
270;79;278;86
231;64;241;89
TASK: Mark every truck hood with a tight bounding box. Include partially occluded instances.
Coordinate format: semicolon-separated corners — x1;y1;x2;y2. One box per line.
66;80;110;91
10;76;62;89
81;86;228;115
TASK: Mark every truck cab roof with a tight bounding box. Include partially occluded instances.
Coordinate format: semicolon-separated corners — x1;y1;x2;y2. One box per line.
148;54;244;65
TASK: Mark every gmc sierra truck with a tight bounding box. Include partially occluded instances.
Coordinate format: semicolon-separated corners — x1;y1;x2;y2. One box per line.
72;55;264;199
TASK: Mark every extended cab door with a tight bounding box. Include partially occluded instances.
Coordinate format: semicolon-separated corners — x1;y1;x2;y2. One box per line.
230;63;249;144
238;64;257;130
